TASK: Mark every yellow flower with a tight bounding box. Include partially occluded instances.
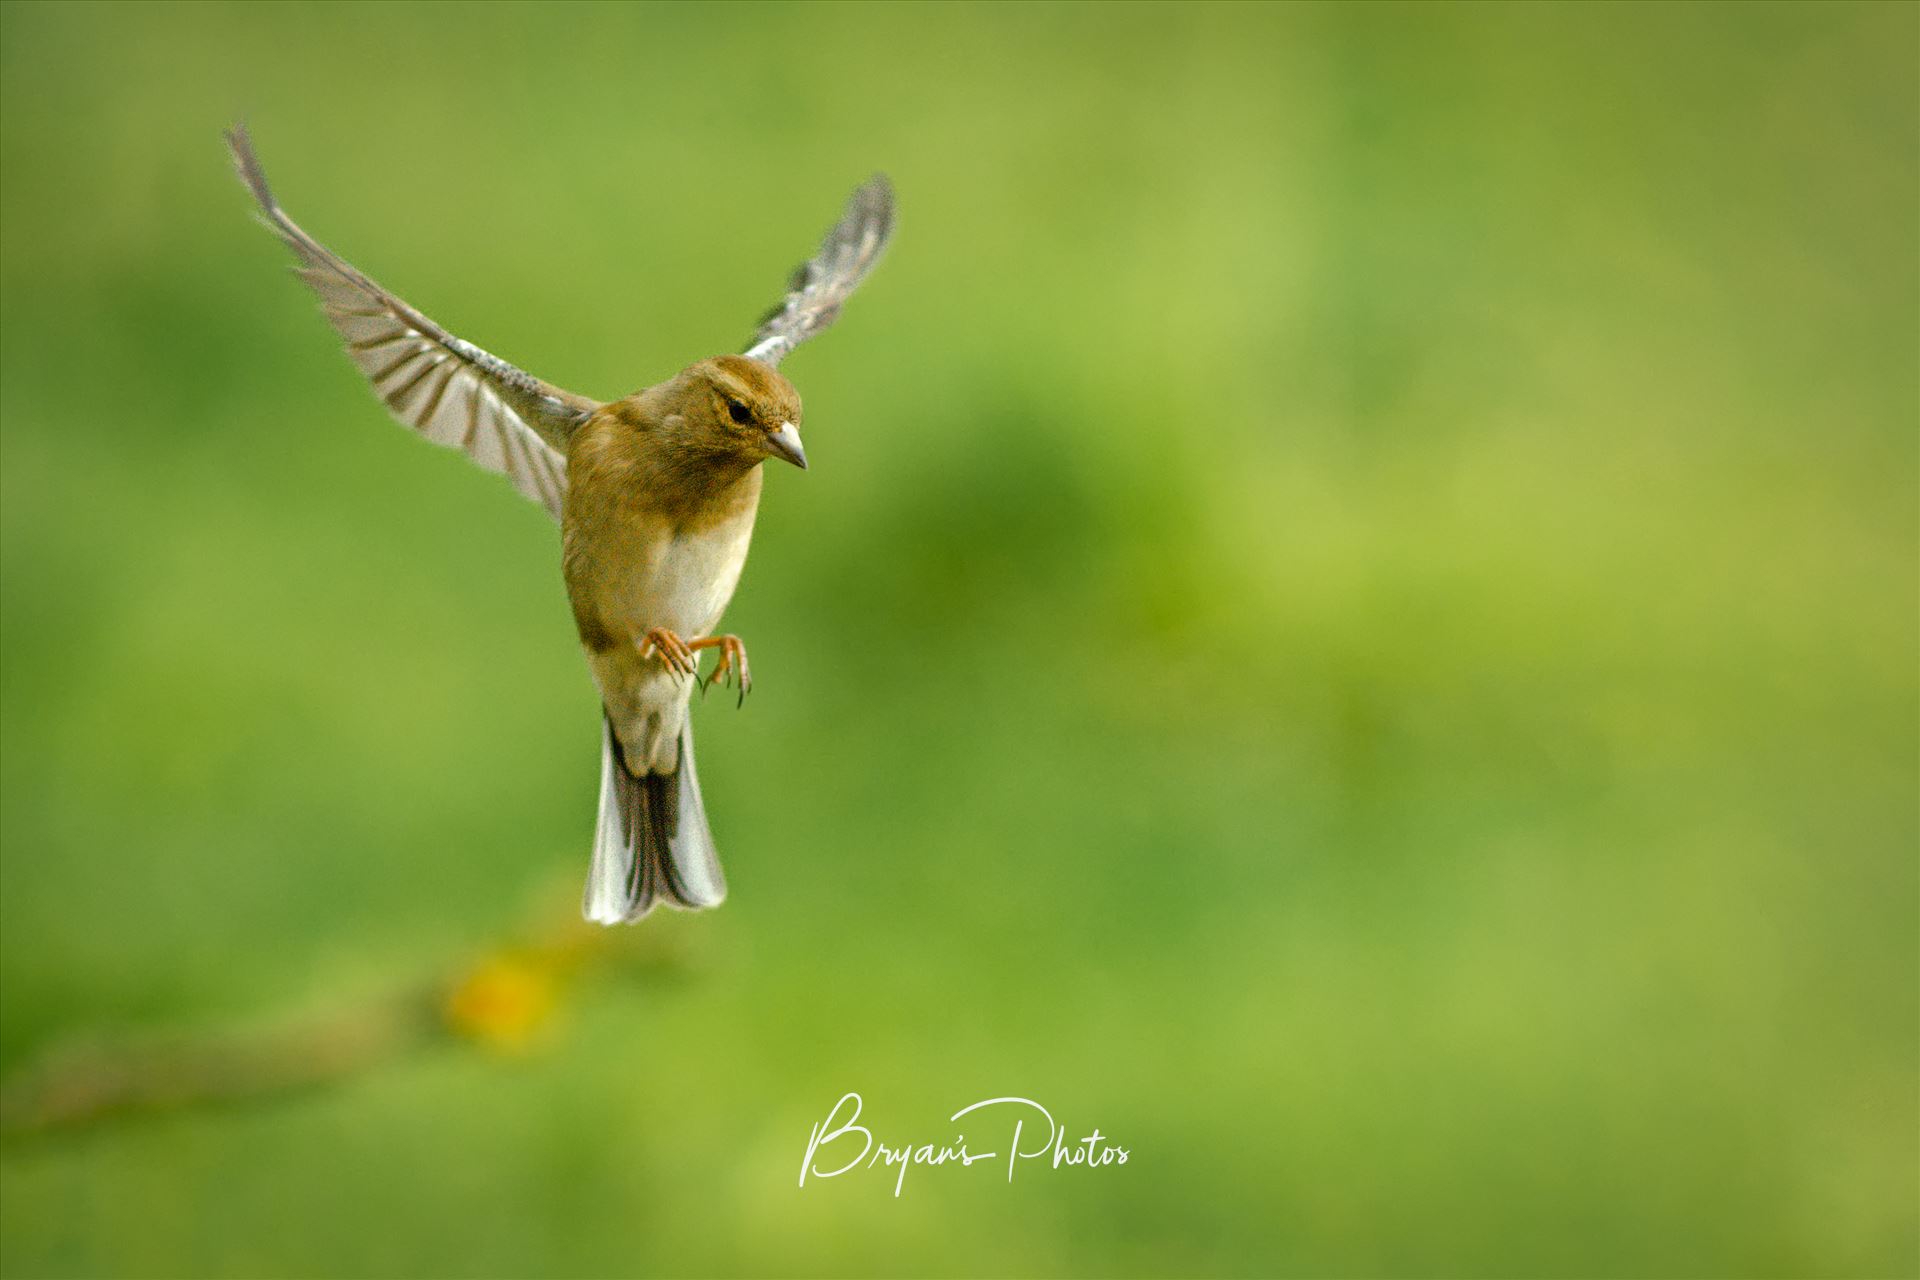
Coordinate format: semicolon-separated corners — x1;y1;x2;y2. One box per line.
443;953;560;1052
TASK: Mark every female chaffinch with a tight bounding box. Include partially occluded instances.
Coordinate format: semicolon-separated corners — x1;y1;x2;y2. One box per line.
227;126;894;925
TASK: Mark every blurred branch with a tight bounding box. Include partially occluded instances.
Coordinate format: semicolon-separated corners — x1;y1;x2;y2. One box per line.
0;992;431;1138
0;895;689;1140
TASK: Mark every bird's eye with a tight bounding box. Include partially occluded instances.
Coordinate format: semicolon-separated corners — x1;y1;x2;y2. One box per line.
726;398;754;426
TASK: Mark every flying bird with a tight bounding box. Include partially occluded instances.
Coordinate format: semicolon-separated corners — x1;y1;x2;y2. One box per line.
225;125;894;924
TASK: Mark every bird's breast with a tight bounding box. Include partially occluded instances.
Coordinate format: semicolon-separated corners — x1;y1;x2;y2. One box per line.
574;497;757;644
562;429;767;642
641;513;758;637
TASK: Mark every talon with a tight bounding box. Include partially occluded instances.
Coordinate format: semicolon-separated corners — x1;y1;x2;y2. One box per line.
686;633;752;706
640;627;699;680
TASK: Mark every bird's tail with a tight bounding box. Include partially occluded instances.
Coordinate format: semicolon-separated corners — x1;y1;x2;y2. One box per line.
582;714;727;924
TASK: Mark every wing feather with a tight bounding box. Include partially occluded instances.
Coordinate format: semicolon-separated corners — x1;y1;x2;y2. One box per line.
227;125;596;519
743;174;896;367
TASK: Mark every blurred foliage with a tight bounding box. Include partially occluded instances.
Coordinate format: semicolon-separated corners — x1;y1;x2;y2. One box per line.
0;2;1914;1277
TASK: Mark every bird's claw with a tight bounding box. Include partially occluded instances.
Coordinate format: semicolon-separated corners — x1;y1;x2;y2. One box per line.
642;629;751;705
639;627;699;679
693;634;752;708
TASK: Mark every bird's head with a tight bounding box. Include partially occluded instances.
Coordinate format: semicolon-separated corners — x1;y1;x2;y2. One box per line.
675;354;807;470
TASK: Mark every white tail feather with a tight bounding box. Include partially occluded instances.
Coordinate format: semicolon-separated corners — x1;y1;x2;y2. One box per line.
582;716;726;925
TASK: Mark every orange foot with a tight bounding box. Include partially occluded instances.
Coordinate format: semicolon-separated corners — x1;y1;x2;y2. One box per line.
638;627;698;679
689;634;752;707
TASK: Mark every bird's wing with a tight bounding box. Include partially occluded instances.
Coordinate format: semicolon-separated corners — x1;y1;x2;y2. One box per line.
226;125;596;520
742;174;895;367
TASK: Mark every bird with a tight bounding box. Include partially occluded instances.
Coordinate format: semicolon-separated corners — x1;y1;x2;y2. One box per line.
224;125;895;925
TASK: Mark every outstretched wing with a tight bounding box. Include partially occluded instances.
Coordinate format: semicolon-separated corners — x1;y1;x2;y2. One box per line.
743;174;895;367
226;125;596;520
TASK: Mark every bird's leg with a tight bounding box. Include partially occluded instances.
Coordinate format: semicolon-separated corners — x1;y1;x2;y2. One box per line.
638;627;698;679
687;634;752;706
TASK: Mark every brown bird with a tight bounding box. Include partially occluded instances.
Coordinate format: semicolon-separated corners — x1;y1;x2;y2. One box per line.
225;126;894;924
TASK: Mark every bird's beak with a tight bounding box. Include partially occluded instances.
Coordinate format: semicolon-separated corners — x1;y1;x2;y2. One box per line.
766;421;808;470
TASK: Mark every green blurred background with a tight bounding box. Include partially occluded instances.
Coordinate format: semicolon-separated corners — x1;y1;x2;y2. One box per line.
1;2;1914;1276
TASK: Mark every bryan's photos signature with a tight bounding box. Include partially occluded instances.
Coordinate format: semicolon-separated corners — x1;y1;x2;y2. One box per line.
799;1092;1130;1196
